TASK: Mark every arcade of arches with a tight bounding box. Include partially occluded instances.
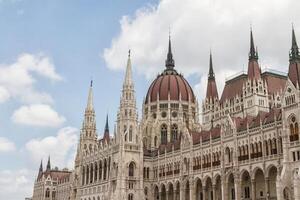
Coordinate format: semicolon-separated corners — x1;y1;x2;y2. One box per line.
151;166;278;200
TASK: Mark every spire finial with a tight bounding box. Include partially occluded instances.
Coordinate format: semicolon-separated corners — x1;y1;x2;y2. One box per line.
46;155;51;171
165;33;175;69
86;80;94;111
105;114;109;132
208;51;215;80
290;25;300;61
124;50;133;86
39;159;43;171
249;26;258;60
128;49;131;58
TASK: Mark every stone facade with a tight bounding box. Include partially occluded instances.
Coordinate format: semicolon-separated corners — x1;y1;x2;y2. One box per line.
32;29;300;200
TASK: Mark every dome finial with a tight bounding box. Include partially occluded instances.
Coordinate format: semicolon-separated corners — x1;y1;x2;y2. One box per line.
165;32;175;70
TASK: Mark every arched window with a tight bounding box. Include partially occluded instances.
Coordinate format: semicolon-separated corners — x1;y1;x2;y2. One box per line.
128;193;134;200
124;125;127;141
94;162;98;181
161;124;168;144
129;162;135;177
82;166;85;185
99;161;102;180
90;163;93;183
289;116;299;142
171;124;178;142
103;159;107;180
129;126;133;142
45;188;50;198
154;136;158;147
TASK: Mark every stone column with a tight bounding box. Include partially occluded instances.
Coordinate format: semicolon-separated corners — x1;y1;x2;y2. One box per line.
166;189;169;200
234;178;241;200
265;177;270;200
180;185;185;200
202;187;206;200
212;185;216;200
190;179;195;200
221;179;227;200
251;180;256;200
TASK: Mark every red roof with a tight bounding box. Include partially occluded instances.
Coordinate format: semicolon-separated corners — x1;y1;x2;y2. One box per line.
248;60;261;80
206;78;218;99
145;70;195;104
288;61;300;87
191;126;221;145
220;73;247;103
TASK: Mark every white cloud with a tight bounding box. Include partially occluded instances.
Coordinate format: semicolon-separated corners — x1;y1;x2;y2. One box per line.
0;137;16;152
12;104;66;127
0;169;35;200
103;0;300;100
0;53;61;104
25;127;78;169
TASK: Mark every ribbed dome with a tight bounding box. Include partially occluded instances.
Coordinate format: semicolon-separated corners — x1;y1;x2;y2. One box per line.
145;69;195;104
145;37;195;104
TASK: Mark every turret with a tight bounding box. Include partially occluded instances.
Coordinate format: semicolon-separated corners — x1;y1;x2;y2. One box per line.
247;28;261;80
206;52;219;100
288;26;300;87
46;156;51;171
203;52;219;129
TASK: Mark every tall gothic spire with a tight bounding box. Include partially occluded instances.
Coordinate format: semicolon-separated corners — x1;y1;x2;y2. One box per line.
290;25;300;62
165;35;175;69
105;114;109;132
39;160;43;172
86;80;94;111
124;50;133;87
247;28;261;79
208;51;215;80
206;52;218;99
46;156;51;171
288;26;300;87
249;27;258;61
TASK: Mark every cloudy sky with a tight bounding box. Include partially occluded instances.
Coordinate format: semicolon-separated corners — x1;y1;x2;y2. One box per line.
0;0;299;199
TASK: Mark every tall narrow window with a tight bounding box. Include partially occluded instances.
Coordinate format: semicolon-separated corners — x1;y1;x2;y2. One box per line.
161;124;168;144
129;162;135;177
171;124;178;142
129;126;133;142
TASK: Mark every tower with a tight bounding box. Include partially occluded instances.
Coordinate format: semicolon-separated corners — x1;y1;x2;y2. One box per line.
113;51;143;200
243;28;269;116
203;52;219;129
46;156;51;171
79;81;98;153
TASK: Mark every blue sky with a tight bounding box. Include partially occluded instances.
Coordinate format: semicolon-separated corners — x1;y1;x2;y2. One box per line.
1;0;300;199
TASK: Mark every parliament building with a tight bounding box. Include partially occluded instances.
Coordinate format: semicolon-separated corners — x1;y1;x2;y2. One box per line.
32;28;300;200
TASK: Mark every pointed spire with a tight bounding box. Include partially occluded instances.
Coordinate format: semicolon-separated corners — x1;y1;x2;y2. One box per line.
206;52;218;99
105;114;109;132
165;34;175;69
290;25;300;62
124;49;133;86
249;27;258;60
46;156;51;171
288;25;300;87
103;114;110;142
208;51;215;80
247;27;261;79
39;159;43;172
86;80;94;111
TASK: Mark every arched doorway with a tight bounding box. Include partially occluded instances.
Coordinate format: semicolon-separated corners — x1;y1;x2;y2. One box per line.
268;166;277;198
205;177;213;200
154;186;159;200
241;171;251;199
195;178;203;200
214;175;222;200
228;173;235;200
161;184;166;200
168;183;174;200
185;180;190;200
254;169;265;199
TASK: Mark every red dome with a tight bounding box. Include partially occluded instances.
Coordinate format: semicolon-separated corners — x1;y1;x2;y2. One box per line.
145;70;195;104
